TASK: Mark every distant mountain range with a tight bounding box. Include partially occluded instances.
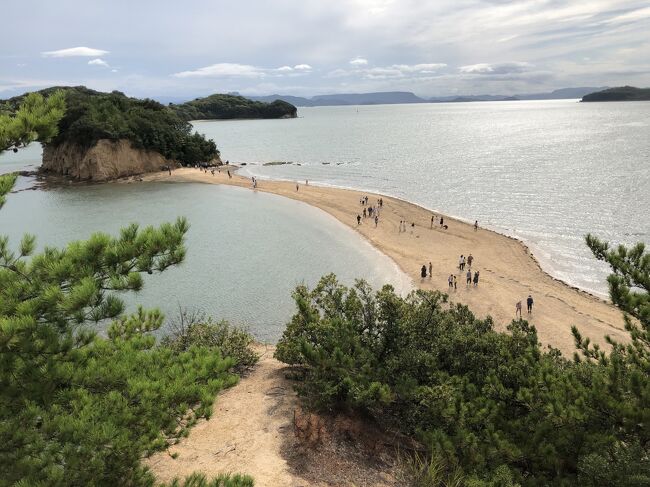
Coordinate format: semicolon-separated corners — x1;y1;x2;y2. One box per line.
242;87;607;107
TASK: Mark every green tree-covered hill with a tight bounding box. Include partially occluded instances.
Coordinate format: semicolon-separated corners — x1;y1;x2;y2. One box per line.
2;86;219;165
172;93;297;121
581;86;650;102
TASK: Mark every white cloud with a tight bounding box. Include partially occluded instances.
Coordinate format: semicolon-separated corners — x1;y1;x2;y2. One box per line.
350;57;369;66
174;62;312;78
42;46;109;58
329;62;446;79
88;58;110;68
173;63;265;78
392;63;446;73
459;62;533;75
111;69;118;73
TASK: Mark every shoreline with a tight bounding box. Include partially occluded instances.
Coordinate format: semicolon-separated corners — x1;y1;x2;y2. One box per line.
140;167;628;356
238;164;610;300
231;165;610;303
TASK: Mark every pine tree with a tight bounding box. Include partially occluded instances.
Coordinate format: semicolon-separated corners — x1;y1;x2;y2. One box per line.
0;91;253;485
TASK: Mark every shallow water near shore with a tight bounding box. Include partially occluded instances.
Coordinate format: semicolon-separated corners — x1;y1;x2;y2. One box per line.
192;100;650;296
0;180;412;341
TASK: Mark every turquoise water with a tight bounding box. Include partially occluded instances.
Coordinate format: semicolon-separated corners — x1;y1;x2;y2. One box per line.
192;100;650;296
0;180;411;341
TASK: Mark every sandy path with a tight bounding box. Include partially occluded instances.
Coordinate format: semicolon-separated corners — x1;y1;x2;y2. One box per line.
144;345;305;486
143;167;627;356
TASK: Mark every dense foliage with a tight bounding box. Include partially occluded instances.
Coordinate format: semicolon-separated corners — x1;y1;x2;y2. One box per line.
0;90;65;153
275;270;649;486
581;86;650;102
0;101;254;485
161;473;254;487
4;86;219;165
161;308;259;372
173;94;297;121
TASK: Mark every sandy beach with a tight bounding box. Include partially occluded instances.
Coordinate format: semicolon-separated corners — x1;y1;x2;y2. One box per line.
143;167;627;356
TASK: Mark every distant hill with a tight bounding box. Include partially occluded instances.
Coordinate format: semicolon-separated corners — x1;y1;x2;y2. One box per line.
172;93;297;120
247;91;427;106
581;86;650;102
245;88;608;107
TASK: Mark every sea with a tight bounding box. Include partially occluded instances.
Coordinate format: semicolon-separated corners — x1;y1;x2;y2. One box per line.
1;99;648;339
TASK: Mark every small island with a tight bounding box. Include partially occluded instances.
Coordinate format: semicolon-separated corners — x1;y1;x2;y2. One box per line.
1;87;298;181
173;93;297;120
581;86;650;102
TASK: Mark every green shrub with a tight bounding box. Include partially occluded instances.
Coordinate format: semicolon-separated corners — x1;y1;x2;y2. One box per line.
275;272;649;486
161;308;259;371
161;472;254;487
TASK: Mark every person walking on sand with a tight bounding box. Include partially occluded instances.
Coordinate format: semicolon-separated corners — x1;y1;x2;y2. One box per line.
296;183;299;191
527;295;534;314
374;215;379;227
227;170;232;178
306;179;309;186
363;208;367;218
453;275;457;291
467;254;474;269
473;270;480;287
515;301;522;318
466;269;472;287
428;262;432;279
357;214;361;225
474;220;478;231
448;274;454;289
440;216;444;228
421;265;427;280
431;215;435;229
459;255;464;271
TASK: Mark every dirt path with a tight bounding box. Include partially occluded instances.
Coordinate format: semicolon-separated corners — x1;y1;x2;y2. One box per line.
145;345;305;485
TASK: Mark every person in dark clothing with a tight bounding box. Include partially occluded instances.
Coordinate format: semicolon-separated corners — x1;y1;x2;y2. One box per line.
527;295;534;313
473;270;480;287
440;216;444;228
421;265;427;279
357;214;361;225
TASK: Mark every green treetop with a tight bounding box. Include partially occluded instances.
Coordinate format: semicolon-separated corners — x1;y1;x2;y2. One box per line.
0;90;65;153
0;89;254;486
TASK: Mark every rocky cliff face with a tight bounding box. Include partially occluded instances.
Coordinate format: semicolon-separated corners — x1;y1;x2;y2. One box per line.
41;139;180;181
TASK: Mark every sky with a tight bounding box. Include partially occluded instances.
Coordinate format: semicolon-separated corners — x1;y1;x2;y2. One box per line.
1;0;649;99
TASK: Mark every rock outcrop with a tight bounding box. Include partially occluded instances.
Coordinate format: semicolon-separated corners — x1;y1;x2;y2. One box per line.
41;139;180;181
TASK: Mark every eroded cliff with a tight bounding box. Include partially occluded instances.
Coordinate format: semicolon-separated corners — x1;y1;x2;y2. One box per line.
41;139;180;181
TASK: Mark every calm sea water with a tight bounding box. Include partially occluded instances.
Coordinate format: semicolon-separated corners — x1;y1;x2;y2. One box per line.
193;100;650;296
0;179;411;341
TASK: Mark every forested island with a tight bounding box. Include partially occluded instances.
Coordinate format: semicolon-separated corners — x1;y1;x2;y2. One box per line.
581;86;650;102
1;87;296;180
172;93;297;120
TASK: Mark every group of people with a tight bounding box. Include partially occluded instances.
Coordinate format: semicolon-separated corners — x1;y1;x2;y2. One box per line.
515;295;534;317
357;196;383;227
399;220;415;233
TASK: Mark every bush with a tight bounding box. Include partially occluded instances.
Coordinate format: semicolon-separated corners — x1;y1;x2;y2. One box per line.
275;273;649;486
162;308;259;371
161;472;254;487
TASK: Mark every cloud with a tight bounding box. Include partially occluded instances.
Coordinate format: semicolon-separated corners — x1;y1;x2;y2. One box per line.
88;58;110;68
42;46;109;58
329;62;446;79
174;62;312;78
350;57;369;66
459;62;533;75
174;63;265;78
